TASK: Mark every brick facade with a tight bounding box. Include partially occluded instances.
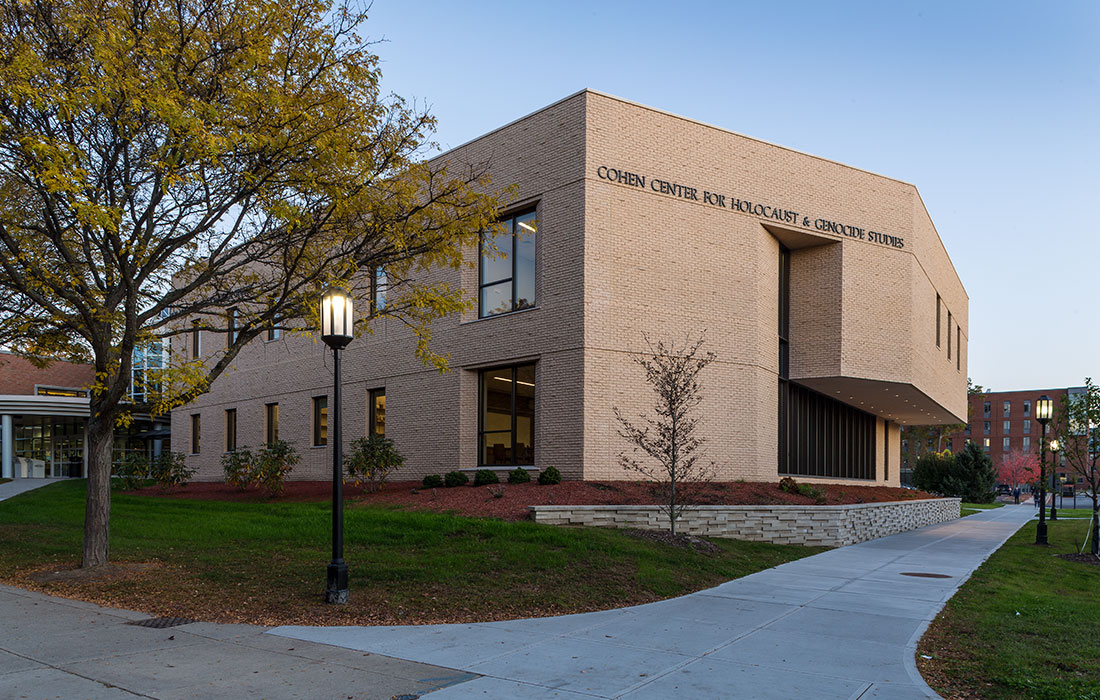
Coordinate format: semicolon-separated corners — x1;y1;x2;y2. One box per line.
172;90;968;485
0;353;94;396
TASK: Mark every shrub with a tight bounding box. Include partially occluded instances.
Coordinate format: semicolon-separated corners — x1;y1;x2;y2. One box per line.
113;453;149;490
507;467;531;484
913;444;996;502
148;452;195;489
778;476;799;494
473;469;500;486
422;474;444;488
796;482;826;504
254;440;300;495
538;465;562;485
344;436;404;492
444;470;468;487
222;446;255;490
222;441;299;495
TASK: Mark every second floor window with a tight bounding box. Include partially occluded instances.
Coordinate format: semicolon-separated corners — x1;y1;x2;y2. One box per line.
227;308;239;347
1024;419;1031;434
371;267;388;314
191;320;202;358
479;210;536;317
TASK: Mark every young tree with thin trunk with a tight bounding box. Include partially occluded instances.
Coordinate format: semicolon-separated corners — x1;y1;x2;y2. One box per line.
1053;379;1100;556
613;335;717;535
0;0;500;568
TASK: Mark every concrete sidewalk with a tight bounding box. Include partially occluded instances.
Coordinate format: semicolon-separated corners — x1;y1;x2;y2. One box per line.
273;504;1036;700
0;478;54;502
0;584;474;699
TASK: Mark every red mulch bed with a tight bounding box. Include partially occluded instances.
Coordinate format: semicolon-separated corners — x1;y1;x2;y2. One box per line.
130;480;937;521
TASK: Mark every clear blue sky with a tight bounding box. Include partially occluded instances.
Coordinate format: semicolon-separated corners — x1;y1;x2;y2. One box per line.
365;0;1098;392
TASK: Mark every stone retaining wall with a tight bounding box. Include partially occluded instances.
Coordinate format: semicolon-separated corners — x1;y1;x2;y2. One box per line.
528;498;961;546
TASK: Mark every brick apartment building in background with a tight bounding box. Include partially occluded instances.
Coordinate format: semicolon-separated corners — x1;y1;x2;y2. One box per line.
900;386;1086;489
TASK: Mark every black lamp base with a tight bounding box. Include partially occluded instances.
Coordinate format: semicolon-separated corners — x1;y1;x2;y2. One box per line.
325;561;349;604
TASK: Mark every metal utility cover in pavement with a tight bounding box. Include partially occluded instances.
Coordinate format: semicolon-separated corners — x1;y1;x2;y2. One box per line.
127;616;195;628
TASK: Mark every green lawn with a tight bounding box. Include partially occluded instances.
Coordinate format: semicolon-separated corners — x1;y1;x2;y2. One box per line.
0;478;10;485
0;480;824;626
960;502;1005;516
918;517;1100;700
1050;509;1097;518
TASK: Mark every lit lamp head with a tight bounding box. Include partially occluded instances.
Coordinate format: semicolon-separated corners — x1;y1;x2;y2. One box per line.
320;287;354;350
1050;439;1061;453
1035;395;1053;427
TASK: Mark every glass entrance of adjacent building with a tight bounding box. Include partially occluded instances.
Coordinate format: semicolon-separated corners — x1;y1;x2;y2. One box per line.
12;416;86;478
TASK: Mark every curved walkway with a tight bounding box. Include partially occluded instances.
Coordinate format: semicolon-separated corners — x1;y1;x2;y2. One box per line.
273;505;1036;700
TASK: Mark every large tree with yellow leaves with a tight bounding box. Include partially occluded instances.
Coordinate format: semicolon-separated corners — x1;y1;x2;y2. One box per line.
0;0;499;567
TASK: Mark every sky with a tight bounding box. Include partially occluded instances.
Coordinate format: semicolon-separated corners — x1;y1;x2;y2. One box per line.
363;0;1098;392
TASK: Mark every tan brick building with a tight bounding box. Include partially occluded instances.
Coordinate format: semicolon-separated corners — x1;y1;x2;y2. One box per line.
173;90;968;486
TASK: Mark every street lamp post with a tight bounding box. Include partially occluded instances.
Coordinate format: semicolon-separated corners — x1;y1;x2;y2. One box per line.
1050;439;1061;521
1035;395;1053;545
321;287;353;604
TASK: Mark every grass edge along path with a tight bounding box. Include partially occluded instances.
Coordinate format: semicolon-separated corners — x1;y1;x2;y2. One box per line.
960;502;1005;516
0;480;826;627
917;516;1100;700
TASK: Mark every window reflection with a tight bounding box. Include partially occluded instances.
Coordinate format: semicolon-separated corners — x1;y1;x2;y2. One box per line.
479;210;536;317
479;364;535;465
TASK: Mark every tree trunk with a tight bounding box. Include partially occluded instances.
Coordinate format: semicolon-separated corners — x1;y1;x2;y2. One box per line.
82;411;115;568
1092;501;1099;557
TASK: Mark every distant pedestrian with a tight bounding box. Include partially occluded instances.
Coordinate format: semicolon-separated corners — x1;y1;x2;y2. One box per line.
1013;487;1020;505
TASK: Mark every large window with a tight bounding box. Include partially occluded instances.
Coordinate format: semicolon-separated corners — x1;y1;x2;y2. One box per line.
368;389;386;437
479;364;535;466
265;402;279;444
313;396;328;446
780;382;877;480
479;210;536;317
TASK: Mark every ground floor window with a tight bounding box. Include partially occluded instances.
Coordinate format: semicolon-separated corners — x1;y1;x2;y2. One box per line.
779;381;876;480
265;403;279;444
312;396;328;446
225;409;237;452
479;364;534;466
190;414;201;454
368;388;385;437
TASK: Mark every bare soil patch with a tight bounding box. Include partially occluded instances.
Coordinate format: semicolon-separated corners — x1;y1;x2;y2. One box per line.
131;480;936;520
1057;552;1100;567
28;561;159;584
